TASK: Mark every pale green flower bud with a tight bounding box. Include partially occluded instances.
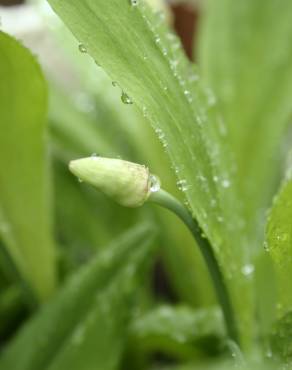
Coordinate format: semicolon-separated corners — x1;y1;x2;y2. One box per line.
69;157;160;208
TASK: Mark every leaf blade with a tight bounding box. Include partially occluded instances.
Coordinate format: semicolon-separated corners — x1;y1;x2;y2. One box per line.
0;31;56;301
0;223;156;370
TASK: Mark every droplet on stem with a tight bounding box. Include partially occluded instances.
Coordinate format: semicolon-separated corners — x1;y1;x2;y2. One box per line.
149;174;161;193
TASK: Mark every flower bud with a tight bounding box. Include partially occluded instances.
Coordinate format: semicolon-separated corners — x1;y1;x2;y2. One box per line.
69;157;160;208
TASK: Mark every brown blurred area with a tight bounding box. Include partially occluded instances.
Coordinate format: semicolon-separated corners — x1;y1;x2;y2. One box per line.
0;0;24;5
171;2;199;60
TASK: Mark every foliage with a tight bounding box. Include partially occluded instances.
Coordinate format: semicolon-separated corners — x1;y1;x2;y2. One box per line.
0;0;291;369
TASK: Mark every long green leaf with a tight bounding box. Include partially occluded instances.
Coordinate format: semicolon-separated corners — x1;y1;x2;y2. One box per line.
199;0;292;240
265;159;292;365
0;32;56;301
0;223;156;370
39;14;214;306
266;164;292;317
46;0;252;344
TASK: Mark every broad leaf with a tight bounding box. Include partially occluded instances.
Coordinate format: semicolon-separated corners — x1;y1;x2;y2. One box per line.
199;0;292;240
46;0;252;344
9;0;214;307
0;32;56;301
0;223;156;370
130;305;224;359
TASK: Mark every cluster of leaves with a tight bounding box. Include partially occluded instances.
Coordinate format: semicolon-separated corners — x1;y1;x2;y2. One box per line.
0;0;292;369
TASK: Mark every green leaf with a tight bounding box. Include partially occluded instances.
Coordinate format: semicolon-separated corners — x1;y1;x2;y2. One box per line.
0;32;56;301
38;6;215;307
270;310;292;365
46;0;252;344
130;305;224;359
46;0;231;248
198;0;292;237
0;223;156;370
151;360;277;370
266;166;292;317
266;162;292;364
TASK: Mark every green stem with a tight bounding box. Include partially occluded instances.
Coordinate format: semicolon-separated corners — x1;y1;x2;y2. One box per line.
148;189;239;345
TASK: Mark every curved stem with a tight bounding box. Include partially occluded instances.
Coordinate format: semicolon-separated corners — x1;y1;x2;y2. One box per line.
148;189;239;345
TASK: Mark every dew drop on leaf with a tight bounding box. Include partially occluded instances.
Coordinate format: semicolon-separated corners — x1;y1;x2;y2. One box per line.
78;43;87;53
177;179;188;192
130;0;138;6
91;153;99;159
221;179;231;188
121;91;133;105
241;264;254;276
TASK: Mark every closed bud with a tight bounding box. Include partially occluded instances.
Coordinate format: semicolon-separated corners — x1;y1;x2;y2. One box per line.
69;156;160;208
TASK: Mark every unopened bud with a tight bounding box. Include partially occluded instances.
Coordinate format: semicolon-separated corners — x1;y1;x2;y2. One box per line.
69;157;160;208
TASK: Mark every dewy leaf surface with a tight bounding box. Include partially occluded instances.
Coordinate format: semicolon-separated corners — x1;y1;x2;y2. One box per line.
46;0;253;344
199;0;292;241
0;32;56;301
130;305;224;358
0;223;156;370
266;162;292;317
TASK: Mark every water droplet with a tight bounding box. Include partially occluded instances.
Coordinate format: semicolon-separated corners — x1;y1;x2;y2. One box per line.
190;72;199;82
217;216;224;223
218;116;227;137
155;128;165;140
142;106;148;117
155;36;161;44
177;179;188;192
184;90;193;103
210;199;217;208
197;174;207;183
241;264;254;276
78;44;87;53
263;241;270;252
221;179;231;188
112;81;118;87
130;0;138;5
121;91;133;105
91;153;99;160
170;59;179;70
205;87;217;107
149;175;161;193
